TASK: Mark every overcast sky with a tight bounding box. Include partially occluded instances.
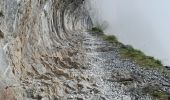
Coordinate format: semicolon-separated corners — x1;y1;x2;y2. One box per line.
90;0;170;65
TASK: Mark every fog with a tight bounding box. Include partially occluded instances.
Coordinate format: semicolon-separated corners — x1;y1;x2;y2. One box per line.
89;0;170;66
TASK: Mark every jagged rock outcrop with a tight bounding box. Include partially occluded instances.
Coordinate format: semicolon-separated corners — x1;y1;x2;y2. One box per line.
0;0;170;100
0;0;92;99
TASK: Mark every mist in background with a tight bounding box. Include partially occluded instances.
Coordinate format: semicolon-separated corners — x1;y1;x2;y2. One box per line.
88;0;170;66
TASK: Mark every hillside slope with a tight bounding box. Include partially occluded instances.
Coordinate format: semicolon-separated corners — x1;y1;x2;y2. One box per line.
0;0;169;100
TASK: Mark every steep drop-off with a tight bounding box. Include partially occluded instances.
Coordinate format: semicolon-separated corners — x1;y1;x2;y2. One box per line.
0;0;170;100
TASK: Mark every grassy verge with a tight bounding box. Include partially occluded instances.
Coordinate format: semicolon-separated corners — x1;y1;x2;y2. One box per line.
89;27;119;44
89;27;164;69
102;35;119;44
120;45;163;69
89;27;170;99
142;86;170;100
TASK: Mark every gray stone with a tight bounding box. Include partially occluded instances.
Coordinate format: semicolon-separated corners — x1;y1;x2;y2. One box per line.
0;0;169;99
64;80;77;91
33;63;46;75
0;48;8;77
111;69;134;82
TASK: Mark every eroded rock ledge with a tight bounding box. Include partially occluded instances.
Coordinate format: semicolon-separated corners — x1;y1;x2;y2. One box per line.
0;0;170;100
0;0;92;99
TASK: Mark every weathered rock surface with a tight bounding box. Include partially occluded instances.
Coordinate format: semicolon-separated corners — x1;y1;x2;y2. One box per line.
0;0;170;100
0;0;92;99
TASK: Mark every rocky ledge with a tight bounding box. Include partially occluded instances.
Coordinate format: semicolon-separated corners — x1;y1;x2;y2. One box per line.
0;0;170;100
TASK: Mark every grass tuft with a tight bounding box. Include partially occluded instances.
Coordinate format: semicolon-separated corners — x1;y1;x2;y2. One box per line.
120;45;163;68
90;27;118;43
102;35;118;44
142;86;170;100
89;27;164;70
90;27;104;34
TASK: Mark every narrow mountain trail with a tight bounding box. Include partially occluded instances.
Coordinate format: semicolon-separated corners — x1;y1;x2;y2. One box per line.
82;33;132;100
81;32;170;100
1;0;170;99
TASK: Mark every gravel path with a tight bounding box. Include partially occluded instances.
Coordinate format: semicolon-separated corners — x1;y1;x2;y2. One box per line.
82;32;170;100
83;33;132;100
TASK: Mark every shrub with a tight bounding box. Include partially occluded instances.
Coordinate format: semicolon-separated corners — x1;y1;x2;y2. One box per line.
90;20;108;35
102;35;118;43
90;27;104;33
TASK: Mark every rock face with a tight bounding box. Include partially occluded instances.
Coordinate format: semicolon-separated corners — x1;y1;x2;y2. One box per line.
0;0;170;100
0;0;92;99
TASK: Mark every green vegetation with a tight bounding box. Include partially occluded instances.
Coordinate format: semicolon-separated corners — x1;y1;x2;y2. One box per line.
90;27;118;44
89;21;108;34
142;86;170;100
0;11;4;17
89;25;170;99
120;45;163;68
90;27;104;34
90;26;164;69
102;35;118;44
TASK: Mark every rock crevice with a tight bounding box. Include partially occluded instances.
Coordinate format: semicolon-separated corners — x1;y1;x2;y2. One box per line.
0;0;92;99
0;0;170;100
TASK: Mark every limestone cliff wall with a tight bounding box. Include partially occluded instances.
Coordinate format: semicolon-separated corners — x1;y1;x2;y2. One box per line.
0;0;92;99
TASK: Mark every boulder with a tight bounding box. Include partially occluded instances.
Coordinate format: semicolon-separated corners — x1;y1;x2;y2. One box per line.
111;69;134;82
